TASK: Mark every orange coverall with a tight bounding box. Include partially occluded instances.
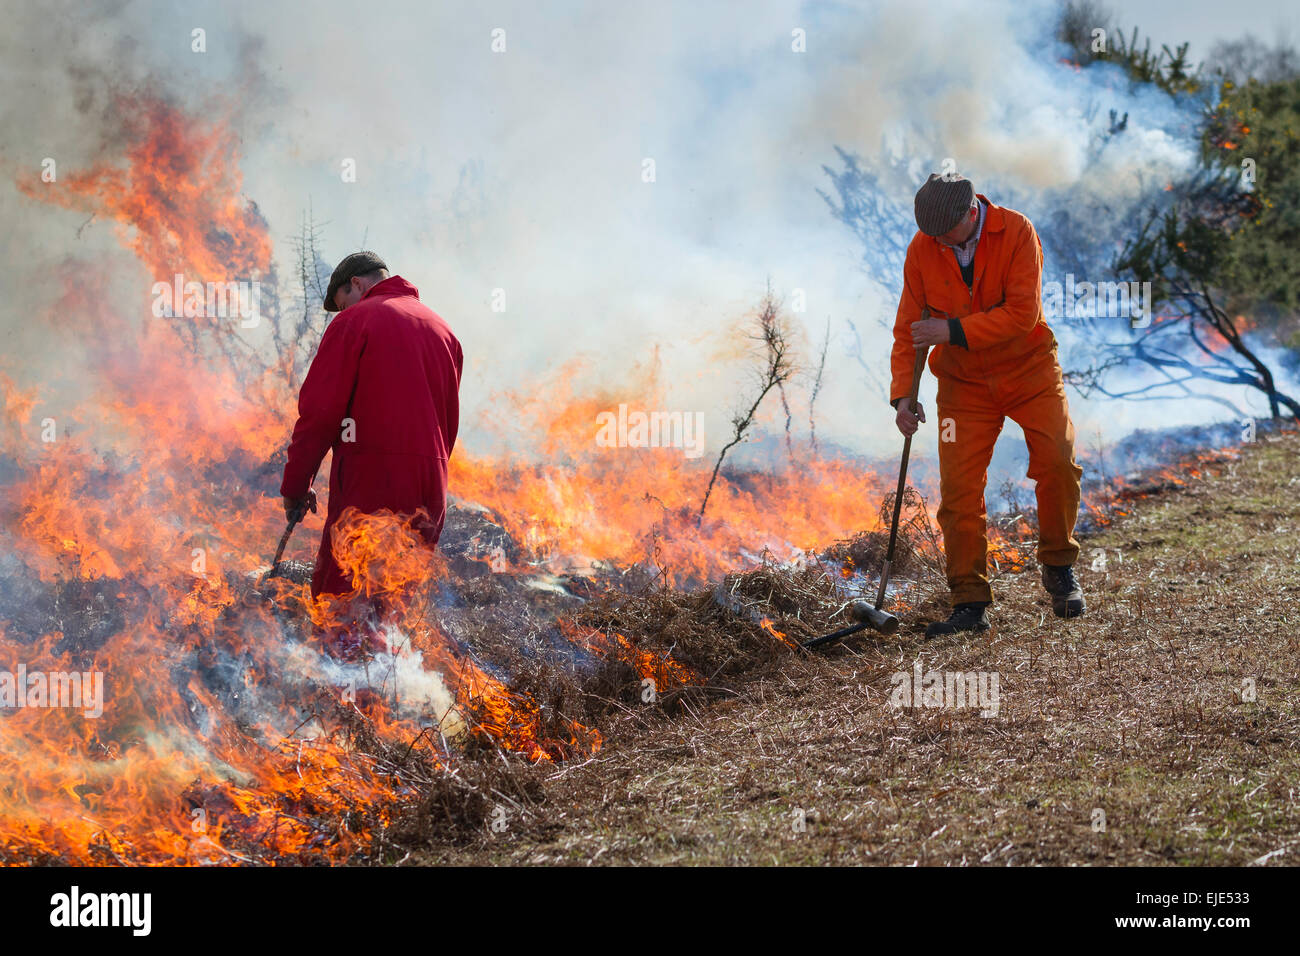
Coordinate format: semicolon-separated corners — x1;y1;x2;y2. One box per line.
889;196;1083;605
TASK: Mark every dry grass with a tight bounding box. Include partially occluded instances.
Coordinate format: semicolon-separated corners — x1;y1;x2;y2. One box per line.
405;430;1300;866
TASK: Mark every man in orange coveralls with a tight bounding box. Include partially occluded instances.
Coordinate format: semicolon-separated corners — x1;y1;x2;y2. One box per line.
891;174;1084;637
280;252;463;600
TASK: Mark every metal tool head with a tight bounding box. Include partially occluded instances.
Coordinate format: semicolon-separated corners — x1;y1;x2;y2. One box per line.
848;599;899;635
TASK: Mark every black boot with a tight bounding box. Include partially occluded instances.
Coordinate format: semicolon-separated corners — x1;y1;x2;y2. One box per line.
1041;563;1085;618
925;602;991;638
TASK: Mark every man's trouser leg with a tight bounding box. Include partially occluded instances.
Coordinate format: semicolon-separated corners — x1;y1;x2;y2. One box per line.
1005;367;1083;568
936;380;1004;605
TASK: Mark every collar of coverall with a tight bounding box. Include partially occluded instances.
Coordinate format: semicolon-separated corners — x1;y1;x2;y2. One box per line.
355;274;419;306
970;194;1003;234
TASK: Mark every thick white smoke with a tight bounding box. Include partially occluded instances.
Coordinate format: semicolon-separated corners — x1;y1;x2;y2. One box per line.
0;0;1283;478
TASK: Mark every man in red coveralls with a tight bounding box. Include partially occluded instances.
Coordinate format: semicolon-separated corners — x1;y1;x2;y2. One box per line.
279;252;463;598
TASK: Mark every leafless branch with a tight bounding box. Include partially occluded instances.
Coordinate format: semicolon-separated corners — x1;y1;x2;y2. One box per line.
808;316;830;455
699;287;796;524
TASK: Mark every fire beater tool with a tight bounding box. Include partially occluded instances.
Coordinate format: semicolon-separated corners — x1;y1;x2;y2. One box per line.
265;487;317;580
804;315;931;649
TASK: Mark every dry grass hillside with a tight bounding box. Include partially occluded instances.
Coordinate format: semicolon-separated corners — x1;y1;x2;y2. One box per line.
412;430;1300;866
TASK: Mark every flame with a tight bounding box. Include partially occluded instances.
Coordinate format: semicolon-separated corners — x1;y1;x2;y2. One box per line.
563;620;701;693
447;386;901;588
0;93;608;863
757;617;798;649
17;94;272;285
2;87;1216;864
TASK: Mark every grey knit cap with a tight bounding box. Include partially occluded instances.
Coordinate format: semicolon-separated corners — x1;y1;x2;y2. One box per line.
914;173;975;236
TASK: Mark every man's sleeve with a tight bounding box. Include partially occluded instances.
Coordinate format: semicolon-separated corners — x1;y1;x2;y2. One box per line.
279;317;364;499
953;220;1043;351
889;244;926;406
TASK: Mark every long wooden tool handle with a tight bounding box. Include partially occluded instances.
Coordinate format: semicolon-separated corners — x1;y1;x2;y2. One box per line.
270;517;299;570
269;472;319;572
875;309;931;609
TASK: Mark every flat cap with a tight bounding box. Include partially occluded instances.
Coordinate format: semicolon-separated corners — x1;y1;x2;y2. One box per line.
324;251;389;311
914;173;975;237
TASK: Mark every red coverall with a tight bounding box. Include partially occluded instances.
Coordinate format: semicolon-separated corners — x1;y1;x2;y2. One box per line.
280;276;463;596
890;198;1083;605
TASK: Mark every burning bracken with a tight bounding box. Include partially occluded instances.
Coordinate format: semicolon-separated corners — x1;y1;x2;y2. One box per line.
2;89;1197;865
0;93;934;864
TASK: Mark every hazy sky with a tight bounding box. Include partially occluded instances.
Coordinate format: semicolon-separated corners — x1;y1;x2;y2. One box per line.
1118;0;1296;62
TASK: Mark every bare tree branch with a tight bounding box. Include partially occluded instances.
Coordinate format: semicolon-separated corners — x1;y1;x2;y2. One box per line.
808;316;830;455
699;287;796;524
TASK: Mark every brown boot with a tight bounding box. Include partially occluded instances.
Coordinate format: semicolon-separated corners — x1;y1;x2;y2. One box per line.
1041;564;1085;618
925;602;991;638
